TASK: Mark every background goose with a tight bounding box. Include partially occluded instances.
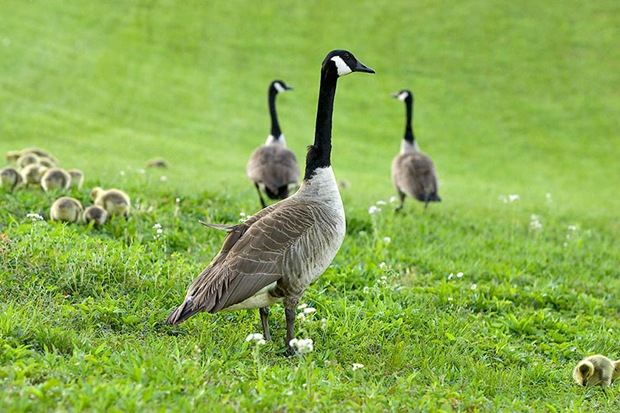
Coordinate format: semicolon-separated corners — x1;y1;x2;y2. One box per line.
41;168;71;192
246;80;300;208
391;89;441;211
0;166;24;190
167;50;374;354
67;169;84;190
50;196;83;223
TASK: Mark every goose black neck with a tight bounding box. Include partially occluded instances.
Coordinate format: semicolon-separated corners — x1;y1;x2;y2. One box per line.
304;66;338;180
403;96;415;144
268;87;283;139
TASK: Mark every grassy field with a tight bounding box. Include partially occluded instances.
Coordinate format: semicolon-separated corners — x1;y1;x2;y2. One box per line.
1;0;620;411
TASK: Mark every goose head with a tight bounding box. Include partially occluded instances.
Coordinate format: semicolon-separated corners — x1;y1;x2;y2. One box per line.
391;89;413;103
271;80;293;94
322;50;375;77
577;361;595;386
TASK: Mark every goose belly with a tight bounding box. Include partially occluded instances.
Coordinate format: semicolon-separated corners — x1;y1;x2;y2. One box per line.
226;282;282;311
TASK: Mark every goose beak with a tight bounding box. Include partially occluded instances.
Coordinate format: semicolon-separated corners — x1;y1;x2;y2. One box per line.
286;85;294;90
390;92;399;98
355;61;375;74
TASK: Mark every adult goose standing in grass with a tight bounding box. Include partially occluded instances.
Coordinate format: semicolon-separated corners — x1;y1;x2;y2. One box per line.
246;80;300;209
391;89;440;211
167;50;375;354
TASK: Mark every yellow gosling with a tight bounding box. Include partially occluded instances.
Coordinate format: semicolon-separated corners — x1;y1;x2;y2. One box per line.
573;354;620;391
92;187;131;217
50;197;83;223
1;166;24;190
41;168;71;192
21;164;47;185
67;169;84;190
82;205;108;226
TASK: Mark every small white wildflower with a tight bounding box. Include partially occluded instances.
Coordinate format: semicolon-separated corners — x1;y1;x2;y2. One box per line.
363;286;370;294
530;214;542;230
153;223;162;229
368;205;381;214
156;229;163;234
456;272;464;278
447;297;453;301
448;273;454;280
389;196;397;204
239;212;246;217
567;225;577;231
471;284;477;290
27;213;44;221
563;242;568;247
289;338;313;354
352;363;364;371
175;197;181;203
508;194;520;202
498;195;508;203
379;262;386;269
376;200;387;205
246;333;264;344
321;318;326;324
159;175;168;182
383;236;391;244
137;168;146;174
296;312;306;320
303;307;316;315
120;170;126;176
297;303;308;310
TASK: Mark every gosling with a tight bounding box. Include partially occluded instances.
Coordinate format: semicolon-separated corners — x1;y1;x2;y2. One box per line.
50;197;83;223
146;158;169;169
82;205;108;226
67;169;84;190
16;152;40;169
91;187;131;217
41;168;71;192
21;164;47;185
0;166;24;190
573;354;620;391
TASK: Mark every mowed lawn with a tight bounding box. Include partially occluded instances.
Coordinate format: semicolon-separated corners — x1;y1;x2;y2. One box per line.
1;0;619;411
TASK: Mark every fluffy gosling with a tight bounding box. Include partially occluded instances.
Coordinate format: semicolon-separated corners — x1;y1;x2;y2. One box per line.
91;187;131;217
50;197;83;223
41;168;71;192
573;354;620;391
67;169;84;190
146;158;169;168
82;205;108;226
1;166;24;190
16;152;40;169
21;164;47;185
7;147;57;165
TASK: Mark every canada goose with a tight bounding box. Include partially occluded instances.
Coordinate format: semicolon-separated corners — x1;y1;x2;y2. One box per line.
41;168;71;192
67;169;84;190
146;158;169;169
391;89;441;211
20;163;47;185
573;354;620;391
50;196;83;223
0;166;24;190
166;50;374;354
246;80;300;209
91;187;131;217
82;205;108;226
16;152;40;169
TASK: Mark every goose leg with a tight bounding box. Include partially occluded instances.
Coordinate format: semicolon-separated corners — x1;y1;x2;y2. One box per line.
254;183;267;209
284;305;297;356
395;191;405;212
259;307;271;341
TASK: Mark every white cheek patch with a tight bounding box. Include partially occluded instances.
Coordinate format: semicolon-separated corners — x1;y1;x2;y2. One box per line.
397;92;409;102
330;56;352;76
274;82;285;94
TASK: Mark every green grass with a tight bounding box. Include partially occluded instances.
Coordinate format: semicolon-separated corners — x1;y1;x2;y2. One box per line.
1;0;620;411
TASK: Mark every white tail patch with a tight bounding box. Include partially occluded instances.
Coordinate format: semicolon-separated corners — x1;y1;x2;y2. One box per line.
266;134;287;146
330;56;352;76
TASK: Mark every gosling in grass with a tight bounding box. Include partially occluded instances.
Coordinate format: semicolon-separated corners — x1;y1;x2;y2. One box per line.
20;163;47;185
91;187;131;217
146;158;169;169
41;168;71;192
67;169;84;190
16;152;40;169
7;147;57;165
82;205;108;226
50;197;83;223
1;166;24;190
573;354;620;391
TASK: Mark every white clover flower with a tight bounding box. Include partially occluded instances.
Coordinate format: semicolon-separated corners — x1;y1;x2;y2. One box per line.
239;212;246;217
456;272;463;278
352;363;364;371
508;194;520;202
383;236;391;244
289;338;314;354
120;170;126;176
376;200;387;205
156;229;163;234
303;307;316;315
246;333;266;345
153;223;162;229
379;262;386;269
448;273;454;280
447;297;453;301
567;225;577;231
160;175;168;182
175;197;181;203
27;213;44;221
389;196;398;204
471;284;477;290
296;313;306;320
297;303;308;310
530;215;542;230
368;205;381;214
363;286;370;294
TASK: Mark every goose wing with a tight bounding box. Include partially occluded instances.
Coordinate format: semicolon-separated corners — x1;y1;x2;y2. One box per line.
166;200;315;324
